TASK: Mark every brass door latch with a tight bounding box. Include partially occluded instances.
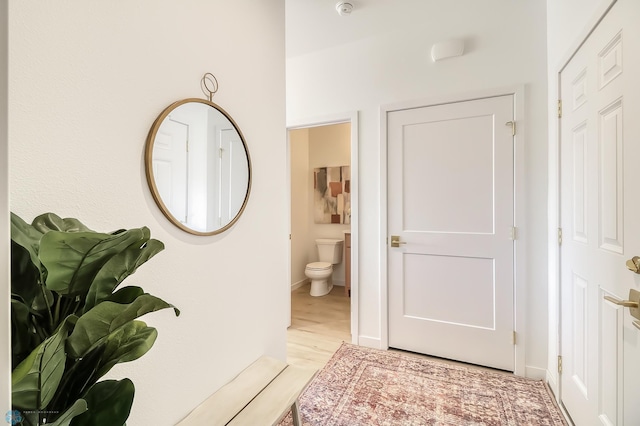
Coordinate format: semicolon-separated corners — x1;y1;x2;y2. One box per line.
604;289;640;330
390;236;406;248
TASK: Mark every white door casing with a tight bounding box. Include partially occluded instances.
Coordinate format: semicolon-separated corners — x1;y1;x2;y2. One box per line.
387;94;516;371
559;0;640;424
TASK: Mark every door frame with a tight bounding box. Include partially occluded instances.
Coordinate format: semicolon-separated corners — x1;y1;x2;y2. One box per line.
0;0;9;411
286;111;359;343
550;0;618;402
380;86;527;376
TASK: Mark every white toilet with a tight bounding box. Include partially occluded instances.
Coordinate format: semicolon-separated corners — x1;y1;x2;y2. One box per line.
305;238;344;297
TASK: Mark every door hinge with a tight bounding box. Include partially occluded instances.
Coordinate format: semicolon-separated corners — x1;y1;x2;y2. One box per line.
219;147;224;158
558;228;563;245
510;227;518;240
558;355;563;373
505;121;516;136
558;99;563;118
512;331;517;345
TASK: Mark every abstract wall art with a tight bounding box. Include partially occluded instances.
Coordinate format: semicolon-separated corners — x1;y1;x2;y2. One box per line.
314;165;351;224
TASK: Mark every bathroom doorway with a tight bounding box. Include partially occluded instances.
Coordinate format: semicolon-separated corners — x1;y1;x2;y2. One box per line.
286;113;358;357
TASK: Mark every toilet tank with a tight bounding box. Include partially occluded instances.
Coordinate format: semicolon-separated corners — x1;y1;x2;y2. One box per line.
316;238;344;264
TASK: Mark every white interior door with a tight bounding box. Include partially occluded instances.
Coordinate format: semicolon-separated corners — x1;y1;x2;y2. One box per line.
219;127;248;226
153;118;189;223
388;95;515;371
559;0;640;424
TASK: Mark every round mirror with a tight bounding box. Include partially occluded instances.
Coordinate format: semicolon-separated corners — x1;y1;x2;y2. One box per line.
145;98;251;235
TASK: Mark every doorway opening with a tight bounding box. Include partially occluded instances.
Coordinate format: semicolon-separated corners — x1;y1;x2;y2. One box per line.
286;114;358;369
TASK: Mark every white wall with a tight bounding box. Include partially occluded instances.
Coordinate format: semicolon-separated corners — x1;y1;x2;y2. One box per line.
0;0;9;416
290;128;310;286
287;0;549;374
290;123;351;288
8;1;286;425
545;0;616;393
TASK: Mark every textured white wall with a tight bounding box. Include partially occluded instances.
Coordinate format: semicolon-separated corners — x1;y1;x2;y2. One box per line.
545;0;615;393
8;1;286;425
287;0;549;373
0;0;9;416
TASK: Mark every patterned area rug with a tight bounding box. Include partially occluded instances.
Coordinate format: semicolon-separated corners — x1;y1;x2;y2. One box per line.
280;343;567;426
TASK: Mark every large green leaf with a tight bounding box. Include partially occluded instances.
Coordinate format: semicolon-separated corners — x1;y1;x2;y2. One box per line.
70;379;134;426
40;227;151;296
48;399;88;426
96;320;158;377
11;212;44;271
84;238;164;312
66;294;179;359
12;320;70;409
11;240;41;308
11;299;42;369
105;286;145;305
31;212;93;233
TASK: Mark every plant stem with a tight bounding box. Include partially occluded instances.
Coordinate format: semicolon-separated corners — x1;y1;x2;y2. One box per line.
53;295;61;326
39;281;54;333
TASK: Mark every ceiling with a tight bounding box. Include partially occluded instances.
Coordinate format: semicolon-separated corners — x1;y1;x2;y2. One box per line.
285;0;433;58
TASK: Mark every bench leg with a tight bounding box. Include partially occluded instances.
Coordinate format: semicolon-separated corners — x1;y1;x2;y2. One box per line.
291;400;302;426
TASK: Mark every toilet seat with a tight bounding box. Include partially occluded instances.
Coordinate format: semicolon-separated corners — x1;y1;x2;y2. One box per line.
306;261;332;271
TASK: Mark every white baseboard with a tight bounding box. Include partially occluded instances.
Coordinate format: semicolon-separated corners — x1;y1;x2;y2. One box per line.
525;365;547;380
358;336;383;349
546;369;559;397
332;280;345;287
291;279;309;291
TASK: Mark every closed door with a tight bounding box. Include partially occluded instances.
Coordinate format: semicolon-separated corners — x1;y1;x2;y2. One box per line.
559;0;640;424
387;95;515;371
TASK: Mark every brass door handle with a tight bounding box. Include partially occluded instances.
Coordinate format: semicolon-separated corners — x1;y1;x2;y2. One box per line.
604;289;640;323
626;256;640;273
390;236;406;248
603;295;639;308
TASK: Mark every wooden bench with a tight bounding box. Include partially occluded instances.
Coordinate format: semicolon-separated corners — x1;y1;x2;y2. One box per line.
176;356;317;426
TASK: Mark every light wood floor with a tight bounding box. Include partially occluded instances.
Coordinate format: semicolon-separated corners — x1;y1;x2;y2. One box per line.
287;283;513;376
287;283;351;370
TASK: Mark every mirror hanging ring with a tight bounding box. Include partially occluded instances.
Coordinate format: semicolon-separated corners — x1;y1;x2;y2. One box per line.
144;73;252;236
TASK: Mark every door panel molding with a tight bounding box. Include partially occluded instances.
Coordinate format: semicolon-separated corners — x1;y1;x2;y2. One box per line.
380;85;527;376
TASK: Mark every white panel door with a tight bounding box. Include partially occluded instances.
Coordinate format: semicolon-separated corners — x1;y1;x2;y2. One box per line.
219;127;248;226
153;119;189;223
559;0;640;424
388;95;515;371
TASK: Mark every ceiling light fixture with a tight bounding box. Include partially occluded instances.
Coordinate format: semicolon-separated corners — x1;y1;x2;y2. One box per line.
336;2;354;16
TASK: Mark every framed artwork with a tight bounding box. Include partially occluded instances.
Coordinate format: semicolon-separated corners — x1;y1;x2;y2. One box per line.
314;165;350;224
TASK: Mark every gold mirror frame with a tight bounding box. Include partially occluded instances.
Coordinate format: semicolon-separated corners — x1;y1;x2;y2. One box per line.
145;98;252;236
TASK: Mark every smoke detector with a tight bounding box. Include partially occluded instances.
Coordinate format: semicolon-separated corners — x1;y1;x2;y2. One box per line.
336;2;354;16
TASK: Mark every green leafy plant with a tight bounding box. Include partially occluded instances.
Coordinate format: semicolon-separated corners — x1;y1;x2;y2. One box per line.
10;212;179;426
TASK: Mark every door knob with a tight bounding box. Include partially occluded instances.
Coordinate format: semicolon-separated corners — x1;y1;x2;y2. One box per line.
604;289;640;321
626;256;640;273
390;236;406;248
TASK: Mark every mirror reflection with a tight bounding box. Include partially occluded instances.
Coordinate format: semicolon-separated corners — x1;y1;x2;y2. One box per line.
145;98;251;235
